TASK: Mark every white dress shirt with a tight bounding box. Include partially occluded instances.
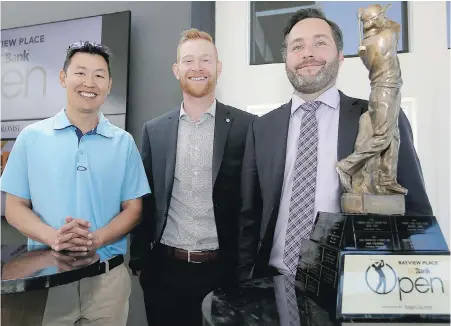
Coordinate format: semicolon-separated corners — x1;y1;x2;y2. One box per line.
269;87;341;275
274;275;301;326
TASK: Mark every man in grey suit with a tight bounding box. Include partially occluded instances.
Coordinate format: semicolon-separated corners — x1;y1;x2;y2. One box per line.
237;8;432;281
129;29;255;326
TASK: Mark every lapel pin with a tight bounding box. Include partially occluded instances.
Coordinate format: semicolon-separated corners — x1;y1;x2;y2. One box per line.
225;118;230;123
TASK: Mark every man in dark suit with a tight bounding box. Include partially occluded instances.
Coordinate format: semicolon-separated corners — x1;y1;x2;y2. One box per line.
237;8;432;281
129;28;255;326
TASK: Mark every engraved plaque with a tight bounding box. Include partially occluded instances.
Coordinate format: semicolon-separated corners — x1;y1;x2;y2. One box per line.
298;261;308;271
326;232;342;248
396;216;433;234
320;265;336;287
330;219;345;233
326;219;345;246
298;270;307;284
306;276;320;296
311;213;345;245
399;238;415;251
297;260;309;284
354;232;394;249
353;216;392;232
310;226;327;243
398;233;445;251
321;247;339;269
308;262;321;279
300;239;321;263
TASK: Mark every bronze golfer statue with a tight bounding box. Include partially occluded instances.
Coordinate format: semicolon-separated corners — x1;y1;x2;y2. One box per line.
336;4;407;214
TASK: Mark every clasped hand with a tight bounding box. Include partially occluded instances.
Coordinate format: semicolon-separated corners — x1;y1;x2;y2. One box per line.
51;217;99;252
51;250;97;272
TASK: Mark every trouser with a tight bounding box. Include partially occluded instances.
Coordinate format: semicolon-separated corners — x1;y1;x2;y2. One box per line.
42;264;131;326
140;244;222;326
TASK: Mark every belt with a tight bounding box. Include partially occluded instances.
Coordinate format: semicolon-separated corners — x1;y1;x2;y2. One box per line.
98;254;124;274
162;244;219;263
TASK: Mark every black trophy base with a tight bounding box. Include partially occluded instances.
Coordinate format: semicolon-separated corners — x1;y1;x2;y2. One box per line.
296;211;450;323
310;212;449;252
296;239;339;313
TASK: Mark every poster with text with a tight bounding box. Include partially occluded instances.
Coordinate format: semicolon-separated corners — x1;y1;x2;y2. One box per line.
1;16;102;124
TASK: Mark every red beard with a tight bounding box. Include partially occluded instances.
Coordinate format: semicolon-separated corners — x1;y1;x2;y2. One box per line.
179;73;217;97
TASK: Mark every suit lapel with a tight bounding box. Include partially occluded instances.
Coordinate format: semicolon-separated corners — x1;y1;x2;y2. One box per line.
338;91;362;161
164;110;179;205
271;102;292;208
212;102;232;186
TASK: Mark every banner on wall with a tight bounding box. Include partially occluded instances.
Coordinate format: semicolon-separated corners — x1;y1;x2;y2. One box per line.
1;16;102;125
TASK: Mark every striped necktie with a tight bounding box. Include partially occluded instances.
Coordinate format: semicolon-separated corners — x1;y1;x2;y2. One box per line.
283;101;321;274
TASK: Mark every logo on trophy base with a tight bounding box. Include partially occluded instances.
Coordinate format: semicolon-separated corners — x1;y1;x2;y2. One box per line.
365;260;397;295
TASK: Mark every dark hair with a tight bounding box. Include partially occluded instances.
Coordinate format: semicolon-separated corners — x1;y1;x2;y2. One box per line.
281;8;344;60
63;41;113;76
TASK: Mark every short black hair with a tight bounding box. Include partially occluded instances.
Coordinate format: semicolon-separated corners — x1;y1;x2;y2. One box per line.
281;8;344;59
63;41;113;76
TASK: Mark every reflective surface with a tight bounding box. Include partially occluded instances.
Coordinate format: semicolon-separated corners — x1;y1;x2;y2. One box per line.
202;276;447;326
1;244;100;294
310;213;449;251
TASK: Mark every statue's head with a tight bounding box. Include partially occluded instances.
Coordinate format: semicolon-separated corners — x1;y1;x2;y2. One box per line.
358;4;391;30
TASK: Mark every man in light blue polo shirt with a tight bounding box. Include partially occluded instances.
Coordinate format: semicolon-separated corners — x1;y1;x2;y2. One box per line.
1;41;150;326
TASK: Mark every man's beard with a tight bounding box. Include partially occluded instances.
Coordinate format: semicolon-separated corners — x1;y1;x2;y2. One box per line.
286;56;340;94
180;73;217;98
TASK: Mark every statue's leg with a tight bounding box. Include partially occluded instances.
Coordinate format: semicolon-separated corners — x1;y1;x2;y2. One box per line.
337;87;392;177
337;112;369;192
358;155;379;194
350;113;377;194
378;128;407;194
374;88;407;194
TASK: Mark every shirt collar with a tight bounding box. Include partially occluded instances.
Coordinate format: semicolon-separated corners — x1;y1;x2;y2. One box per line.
180;99;217;119
53;109;114;138
290;87;340;116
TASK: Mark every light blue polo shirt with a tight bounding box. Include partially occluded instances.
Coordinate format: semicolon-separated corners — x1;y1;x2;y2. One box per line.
1;109;151;260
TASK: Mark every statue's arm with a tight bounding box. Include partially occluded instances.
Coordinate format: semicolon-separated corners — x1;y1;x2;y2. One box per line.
386;20;401;33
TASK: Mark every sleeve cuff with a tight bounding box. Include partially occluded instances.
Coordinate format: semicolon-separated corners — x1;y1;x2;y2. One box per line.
128;257;143;275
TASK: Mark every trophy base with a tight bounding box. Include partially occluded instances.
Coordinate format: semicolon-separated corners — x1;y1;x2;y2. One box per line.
297;211;450;322
341;193;405;215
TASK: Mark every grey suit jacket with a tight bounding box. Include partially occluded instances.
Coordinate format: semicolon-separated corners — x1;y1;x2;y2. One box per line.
129;101;255;282
237;91;433;281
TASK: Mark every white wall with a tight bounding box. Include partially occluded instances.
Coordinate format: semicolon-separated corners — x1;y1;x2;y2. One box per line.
215;1;451;244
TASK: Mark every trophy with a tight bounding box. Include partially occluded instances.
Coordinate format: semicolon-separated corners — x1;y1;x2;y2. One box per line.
296;4;450;323
336;3;407;214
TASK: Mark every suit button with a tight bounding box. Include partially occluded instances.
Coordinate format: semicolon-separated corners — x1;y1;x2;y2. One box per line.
163;210;167;216
214;203;219;208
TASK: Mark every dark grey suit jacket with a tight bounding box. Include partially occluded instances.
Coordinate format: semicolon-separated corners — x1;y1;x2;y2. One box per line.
129;101;255;283
237;91;433;281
